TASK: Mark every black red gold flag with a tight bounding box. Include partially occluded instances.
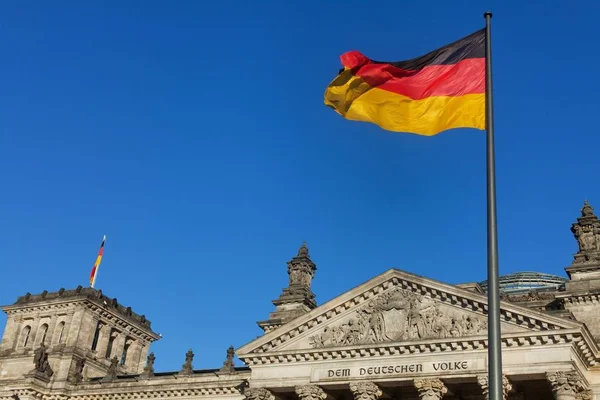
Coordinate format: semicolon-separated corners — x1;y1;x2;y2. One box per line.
324;29;485;135
89;235;106;288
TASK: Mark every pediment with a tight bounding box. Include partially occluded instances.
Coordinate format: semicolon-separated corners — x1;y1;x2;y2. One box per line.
237;269;582;358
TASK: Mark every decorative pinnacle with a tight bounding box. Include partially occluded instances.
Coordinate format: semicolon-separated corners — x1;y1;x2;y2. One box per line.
484;11;493;18
582;200;595;217
297;242;309;257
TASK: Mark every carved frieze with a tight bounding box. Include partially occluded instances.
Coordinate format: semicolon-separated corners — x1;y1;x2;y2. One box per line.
308;287;487;348
505;291;556;302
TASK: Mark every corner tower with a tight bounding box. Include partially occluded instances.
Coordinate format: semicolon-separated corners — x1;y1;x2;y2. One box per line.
0;286;160;383
258;243;317;332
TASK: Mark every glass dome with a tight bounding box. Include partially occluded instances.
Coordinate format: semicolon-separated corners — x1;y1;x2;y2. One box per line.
479;271;567;293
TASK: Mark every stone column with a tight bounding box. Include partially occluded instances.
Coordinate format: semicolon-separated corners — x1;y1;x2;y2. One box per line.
96;324;112;358
414;378;447;400
111;333;126;360
244;388;275;400
477;375;513;400
349;382;382;400
546;371;590;400
296;385;327;400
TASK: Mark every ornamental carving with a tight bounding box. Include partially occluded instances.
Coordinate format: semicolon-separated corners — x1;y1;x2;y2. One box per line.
32;343;53;378
505;291;555;302
244;388;275;400
349;382;382;400
477;375;513;400
571;201;600;264
295;385;327;400
308;287;487;348
546;371;588;397
414;378;447;400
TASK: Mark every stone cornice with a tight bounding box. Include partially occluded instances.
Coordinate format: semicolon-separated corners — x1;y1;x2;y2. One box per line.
239;329;598;368
3;288;157;338
3;298;159;343
557;291;600;305
0;374;249;400
237;269;582;356
84;303;158;343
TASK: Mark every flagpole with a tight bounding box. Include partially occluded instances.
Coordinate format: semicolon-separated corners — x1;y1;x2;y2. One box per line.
484;11;503;400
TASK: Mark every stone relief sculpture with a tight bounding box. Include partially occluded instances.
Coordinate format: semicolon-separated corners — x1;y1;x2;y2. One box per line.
309;287;487;348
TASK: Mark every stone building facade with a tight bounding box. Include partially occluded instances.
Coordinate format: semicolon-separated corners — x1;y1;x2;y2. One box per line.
3;202;600;399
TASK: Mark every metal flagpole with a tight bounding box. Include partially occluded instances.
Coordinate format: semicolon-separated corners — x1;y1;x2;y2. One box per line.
484;11;503;400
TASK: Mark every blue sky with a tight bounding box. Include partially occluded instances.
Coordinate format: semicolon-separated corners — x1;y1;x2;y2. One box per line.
1;0;599;371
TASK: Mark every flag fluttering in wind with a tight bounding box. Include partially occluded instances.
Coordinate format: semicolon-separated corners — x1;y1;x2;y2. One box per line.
324;28;485;136
89;235;106;288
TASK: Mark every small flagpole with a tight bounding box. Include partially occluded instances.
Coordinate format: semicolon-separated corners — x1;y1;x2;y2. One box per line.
484;11;504;400
90;235;106;289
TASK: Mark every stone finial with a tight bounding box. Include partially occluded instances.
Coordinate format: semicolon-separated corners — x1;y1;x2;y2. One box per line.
258;243;318;332
244;388;275;400
178;349;194;375
70;357;85;384
295;385;327;400
31;343;53;378
414;378;447;400
546;371;588;398
349;382;382;400
477;375;513;400
102;357;119;381
287;242;317;289
570;200;600;265
219;346;235;374
140;352;155;378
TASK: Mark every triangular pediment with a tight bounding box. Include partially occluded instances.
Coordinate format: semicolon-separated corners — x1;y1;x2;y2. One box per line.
237;269;582;357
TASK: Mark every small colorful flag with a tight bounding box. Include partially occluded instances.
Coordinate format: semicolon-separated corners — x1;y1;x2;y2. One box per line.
324;28;486;136
89;235;106;288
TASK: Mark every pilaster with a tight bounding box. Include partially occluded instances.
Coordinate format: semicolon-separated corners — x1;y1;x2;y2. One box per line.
126;340;142;372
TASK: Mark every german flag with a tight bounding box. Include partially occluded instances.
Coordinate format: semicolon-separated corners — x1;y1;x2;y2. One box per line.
324;29;486;136
89;235;106;288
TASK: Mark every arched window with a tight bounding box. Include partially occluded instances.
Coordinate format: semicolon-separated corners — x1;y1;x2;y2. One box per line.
56;321;66;344
38;324;49;345
22;326;31;347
